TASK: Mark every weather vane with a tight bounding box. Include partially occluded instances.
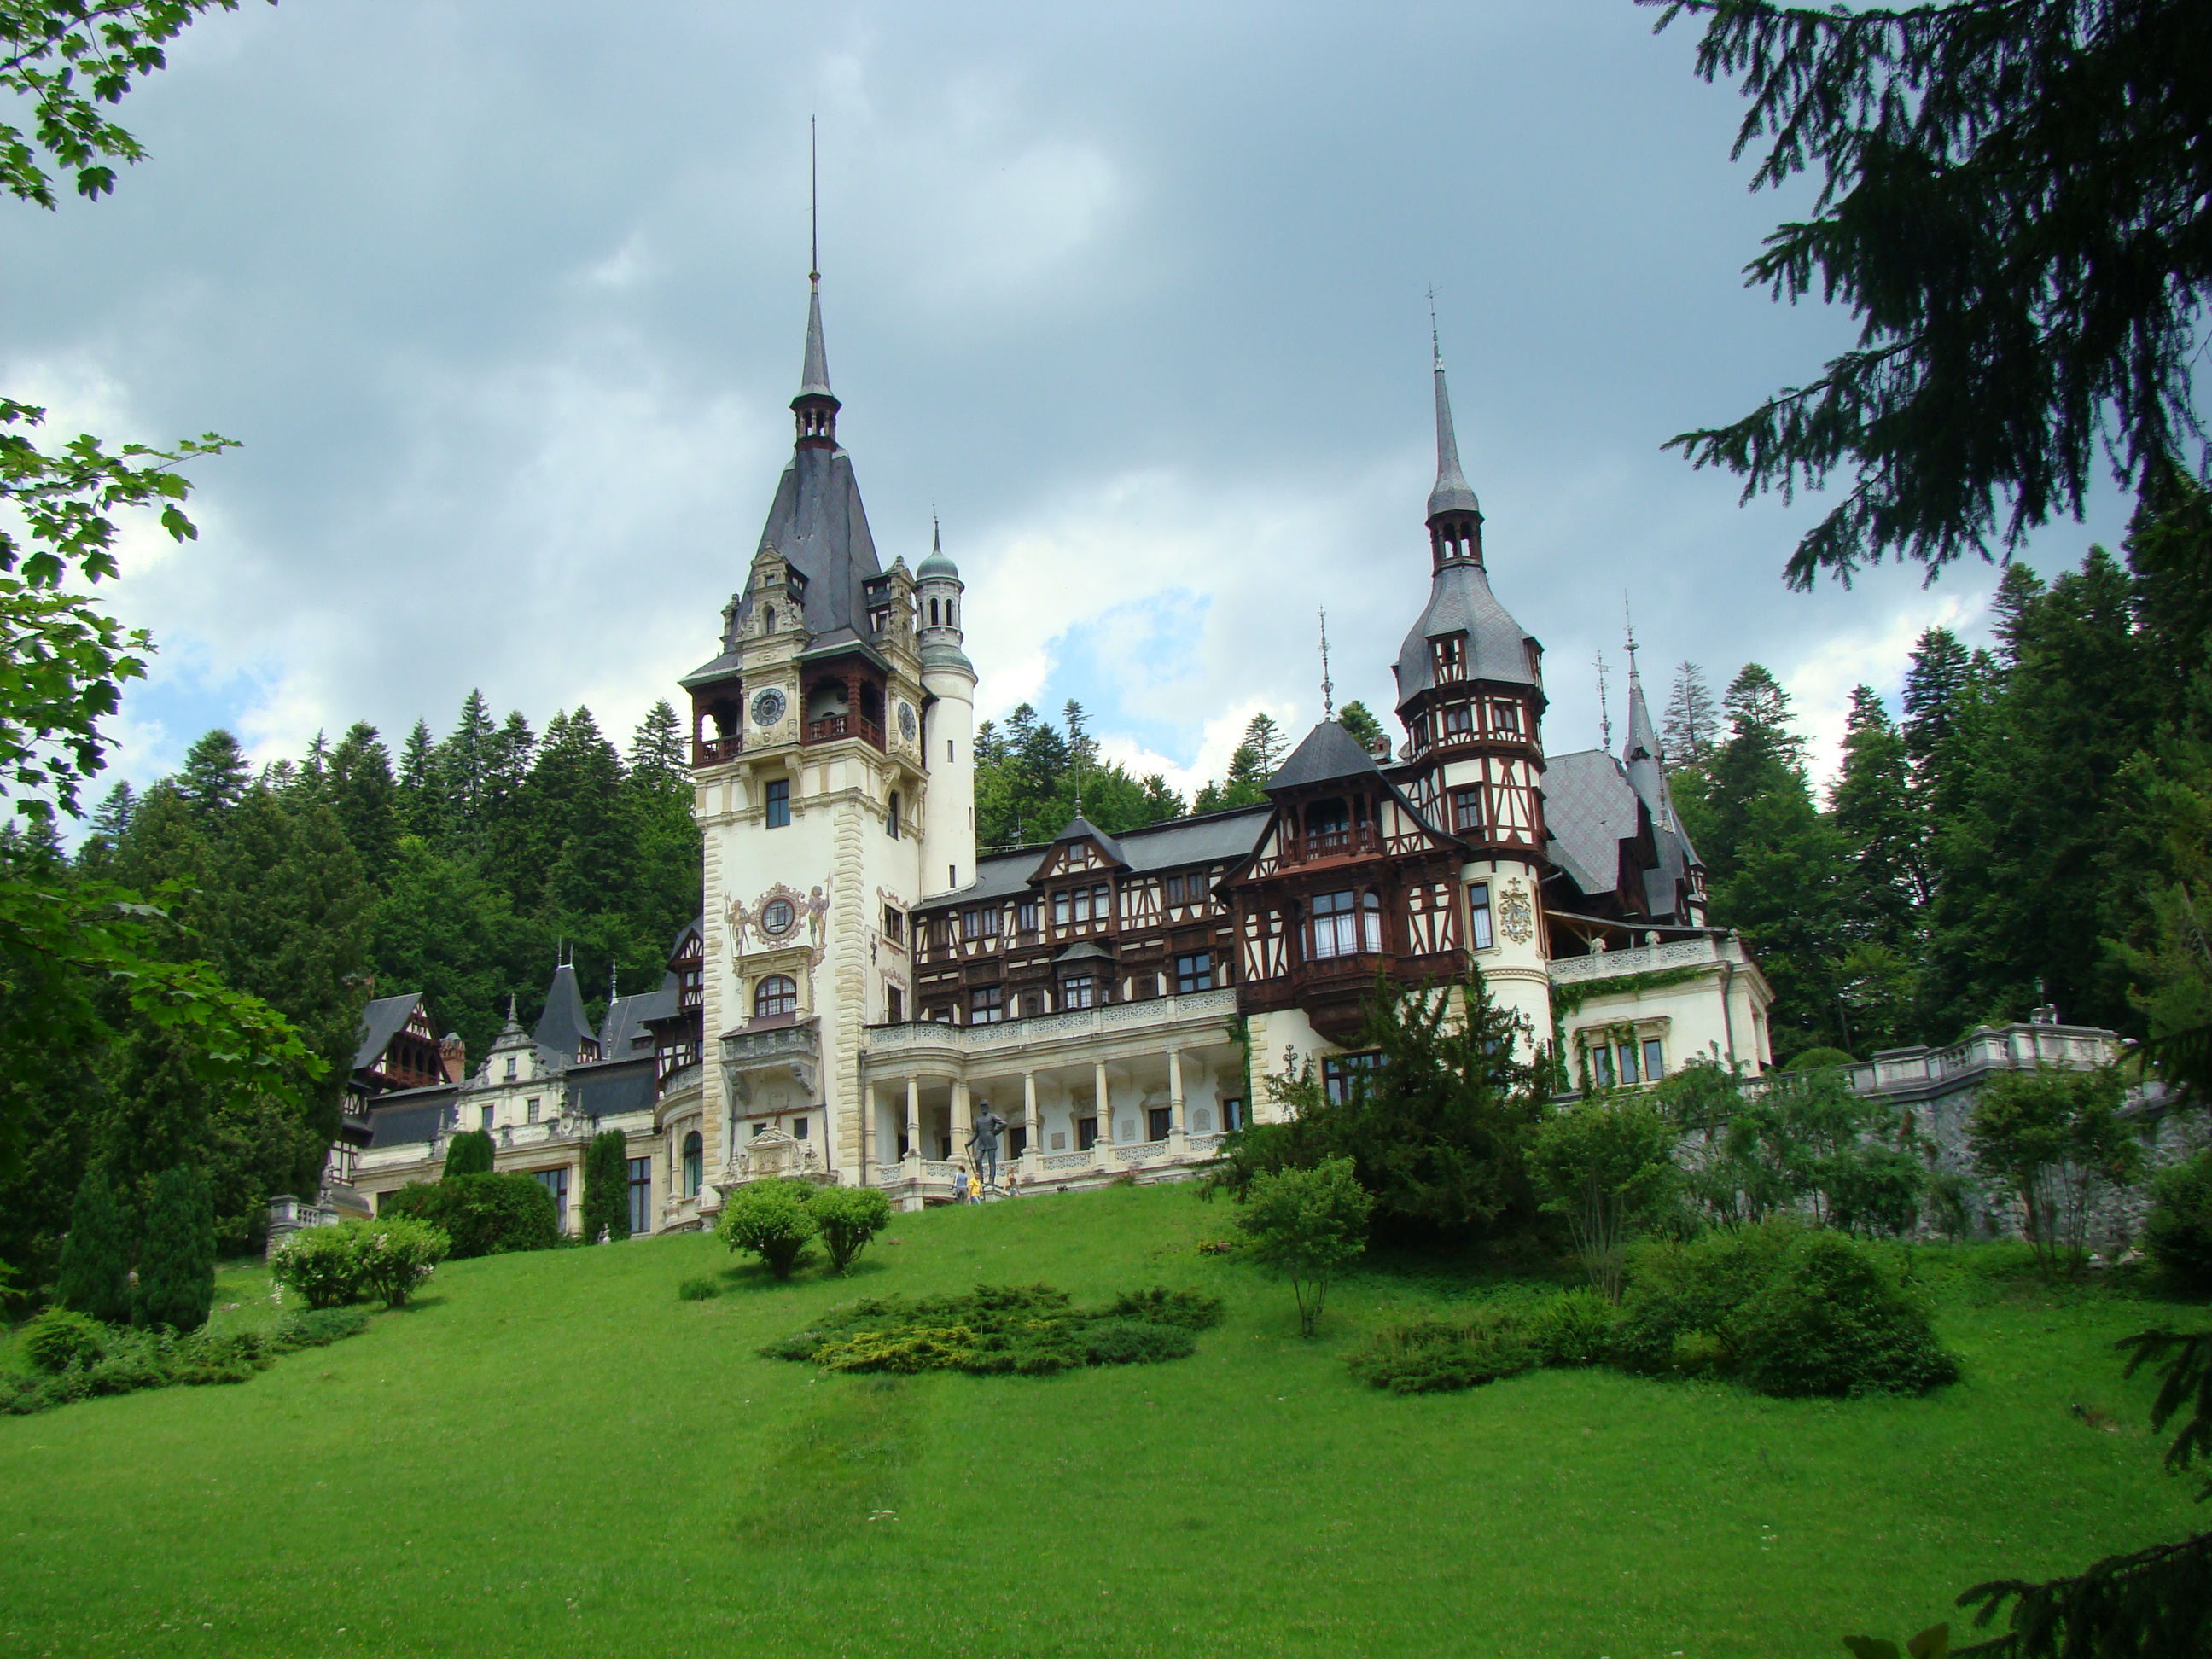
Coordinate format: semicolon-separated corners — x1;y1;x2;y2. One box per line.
809;115;819;285
1623;591;1639;676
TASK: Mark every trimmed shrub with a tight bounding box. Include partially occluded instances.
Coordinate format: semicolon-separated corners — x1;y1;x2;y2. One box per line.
270;1224;370;1309
1348;1315;1538;1394
811;1185;894;1274
135;1165;216;1332
1103;1288;1227;1331
1523;1289;1619;1368
581;1130;631;1243
442;1130;495;1177
21;1307;107;1374
717;1179;818;1280
677;1277;720;1301
1083;1320;1197;1365
382;1173;558;1259
1613;1223;1958;1398
1784;1047;1858;1072
55;1169;131;1324
352;1218;450;1307
1732;1231;1959;1399
2143;1149;2212;1289
270;1307;373;1348
765;1284;1214;1377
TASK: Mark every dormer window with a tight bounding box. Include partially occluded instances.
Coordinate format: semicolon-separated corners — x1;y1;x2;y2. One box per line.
1433;634;1467;682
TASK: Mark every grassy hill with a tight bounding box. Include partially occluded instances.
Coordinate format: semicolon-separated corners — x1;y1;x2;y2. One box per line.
0;1183;2202;1658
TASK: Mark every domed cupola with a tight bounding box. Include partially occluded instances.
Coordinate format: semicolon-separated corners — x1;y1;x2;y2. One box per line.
915;515;972;674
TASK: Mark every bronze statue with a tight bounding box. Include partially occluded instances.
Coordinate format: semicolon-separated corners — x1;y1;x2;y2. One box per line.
967;1106;1009;1190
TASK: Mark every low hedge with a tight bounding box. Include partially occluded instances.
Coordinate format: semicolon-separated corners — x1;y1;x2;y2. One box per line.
765;1284;1225;1377
3;1306;374;1416
380;1173;556;1259
269;1218;450;1310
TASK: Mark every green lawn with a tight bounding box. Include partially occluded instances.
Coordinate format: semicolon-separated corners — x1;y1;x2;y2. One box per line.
0;1185;2202;1659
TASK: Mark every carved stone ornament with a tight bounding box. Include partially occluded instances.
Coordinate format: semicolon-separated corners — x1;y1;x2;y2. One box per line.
1498;879;1535;946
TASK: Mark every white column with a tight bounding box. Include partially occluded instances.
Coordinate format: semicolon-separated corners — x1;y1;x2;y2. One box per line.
1167;1046;1188;1159
1022;1071;1040;1174
1093;1059;1111;1161
952;1078;972;1166
904;1077;921;1166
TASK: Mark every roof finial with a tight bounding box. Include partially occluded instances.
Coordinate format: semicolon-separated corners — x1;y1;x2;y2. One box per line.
1428;283;1441;370
932;506;940;554
1425;294;1481;527
1318;605;1336;722
1595;649;1613;752
809;114;819;288
1623;592;1640;678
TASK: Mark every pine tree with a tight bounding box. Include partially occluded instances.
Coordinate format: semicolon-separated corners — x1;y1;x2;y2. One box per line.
627;700;687;789
77;782;137;872
178;730;249;823
1239;713;1287;777
1336;700;1388;756
433;690;498;841
134;1163;213;1332
1662;662;1717;769
369;837;529;1060
581;1129;631;1243
329;722;399;888
1831;685;1928;912
1901;627;1973;771
396;718;441;837
55;1167;131;1324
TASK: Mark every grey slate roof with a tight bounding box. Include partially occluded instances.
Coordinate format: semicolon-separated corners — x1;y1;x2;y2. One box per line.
917;805;1273;916
1055;813;1129;867
601;987;678;1057
1267;719;1382;792
798;283;833;399
917;520;958;579
533;963;596;1062
568;1057;657;1121
366;1086;457;1148
353;992;424;1073
1544;746;1700;920
1427;363;1481;521
1621;670;1696;864
1393;560;1542;705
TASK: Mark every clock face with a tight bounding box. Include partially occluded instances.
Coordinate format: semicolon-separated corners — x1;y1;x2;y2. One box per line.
897;701;917;740
750;688;786;729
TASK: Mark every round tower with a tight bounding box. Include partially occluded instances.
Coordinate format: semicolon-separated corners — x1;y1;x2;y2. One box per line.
916;520;977;895
1390;335;1553;1057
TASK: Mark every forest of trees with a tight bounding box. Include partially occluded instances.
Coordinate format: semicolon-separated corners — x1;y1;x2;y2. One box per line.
1668;465;2212;1064
0;696;702;1274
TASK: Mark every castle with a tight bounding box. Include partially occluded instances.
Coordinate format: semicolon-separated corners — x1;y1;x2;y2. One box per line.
347;276;1778;1228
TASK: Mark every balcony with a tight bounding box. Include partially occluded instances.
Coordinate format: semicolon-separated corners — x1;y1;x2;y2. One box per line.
803;713;887;751
1290;825;1381;864
863;987;1238;1060
691;734;743;767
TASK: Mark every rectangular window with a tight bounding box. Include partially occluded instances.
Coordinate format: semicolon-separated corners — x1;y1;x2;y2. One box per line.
886;986;905;1024
1008;1125;1028;1158
794;1116;809;1140
480;1104;494;1132
1147;1106;1173;1142
533;1167;568;1231
1323;1051;1381;1105
1071;887;1091;924
962;907;998;940
1492;701;1522;734
1062;975;1095;1010
1016;899;1040;934
626;1156;652;1236
1618;1043;1640;1086
1094;883;1112;921
1642;1039;1665;1082
1469;882;1493;950
969;985;1004;1025
504;1057;517;1080
882;905;905;943
1592;1045;1616;1089
1442;702;1474;736
765;778;791;828
1452;787;1484;835
1164;874;1185;905
1311;890;1380;958
1051;890;1072;927
1174;952;1214;994
1222;1097;1245;1132
1076;1116;1098;1150
526;1098;540;1124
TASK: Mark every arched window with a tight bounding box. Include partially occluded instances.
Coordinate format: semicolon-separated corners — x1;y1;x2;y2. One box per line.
682;1130;702;1196
754;975;798;1019
762;604;775;634
929;597;940;626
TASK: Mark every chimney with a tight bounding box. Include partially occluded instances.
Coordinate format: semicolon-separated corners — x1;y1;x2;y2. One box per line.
440;1033;467;1084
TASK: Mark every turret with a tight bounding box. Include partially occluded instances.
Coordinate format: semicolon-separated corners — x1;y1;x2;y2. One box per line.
915;519;976;894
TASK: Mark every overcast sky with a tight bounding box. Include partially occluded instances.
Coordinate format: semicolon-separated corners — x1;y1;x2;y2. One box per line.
3;0;2136;814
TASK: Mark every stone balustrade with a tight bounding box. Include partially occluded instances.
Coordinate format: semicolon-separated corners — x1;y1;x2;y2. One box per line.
863;988;1239;1057
1547;934;1742;985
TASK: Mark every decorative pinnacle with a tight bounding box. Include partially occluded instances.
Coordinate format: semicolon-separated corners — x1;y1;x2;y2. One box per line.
1318;605;1336;722
809;115;819;286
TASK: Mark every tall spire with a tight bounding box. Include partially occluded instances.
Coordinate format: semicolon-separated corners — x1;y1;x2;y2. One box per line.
798;116;832;401
1423;294;1483;569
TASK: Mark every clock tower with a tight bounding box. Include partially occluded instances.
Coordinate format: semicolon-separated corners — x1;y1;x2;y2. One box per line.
680;274;969;1201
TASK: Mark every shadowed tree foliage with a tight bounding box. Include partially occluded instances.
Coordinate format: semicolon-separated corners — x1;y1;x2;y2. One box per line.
1653;0;2211;588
